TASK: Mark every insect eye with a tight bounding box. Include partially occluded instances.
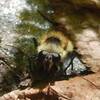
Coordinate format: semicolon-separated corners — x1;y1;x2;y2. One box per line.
38;50;48;59
42;50;48;55
52;53;61;62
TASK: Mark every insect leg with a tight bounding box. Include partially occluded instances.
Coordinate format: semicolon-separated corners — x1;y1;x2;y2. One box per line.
63;52;75;75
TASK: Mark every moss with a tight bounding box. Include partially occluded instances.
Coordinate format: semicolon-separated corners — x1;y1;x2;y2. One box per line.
16;23;41;35
16;0;52;36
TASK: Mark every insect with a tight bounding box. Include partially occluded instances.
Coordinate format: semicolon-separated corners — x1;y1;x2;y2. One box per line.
27;11;91;82
28;31;90;81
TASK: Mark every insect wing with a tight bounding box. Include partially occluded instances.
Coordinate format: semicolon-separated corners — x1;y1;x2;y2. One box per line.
63;56;87;76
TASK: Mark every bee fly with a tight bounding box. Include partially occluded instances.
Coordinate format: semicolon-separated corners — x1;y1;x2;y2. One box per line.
28;11;91;81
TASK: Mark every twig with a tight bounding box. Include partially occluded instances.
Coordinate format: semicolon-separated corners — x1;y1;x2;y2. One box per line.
79;75;100;90
48;85;72;100
0;88;40;100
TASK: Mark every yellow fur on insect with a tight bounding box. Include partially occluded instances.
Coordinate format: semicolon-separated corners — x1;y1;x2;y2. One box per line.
37;31;74;59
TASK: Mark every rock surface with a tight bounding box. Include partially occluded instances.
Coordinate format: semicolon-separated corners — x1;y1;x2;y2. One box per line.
0;72;100;100
76;28;100;72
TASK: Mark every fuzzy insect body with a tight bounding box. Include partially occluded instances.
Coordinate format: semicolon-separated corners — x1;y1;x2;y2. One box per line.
38;31;73;59
28;30;89;82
